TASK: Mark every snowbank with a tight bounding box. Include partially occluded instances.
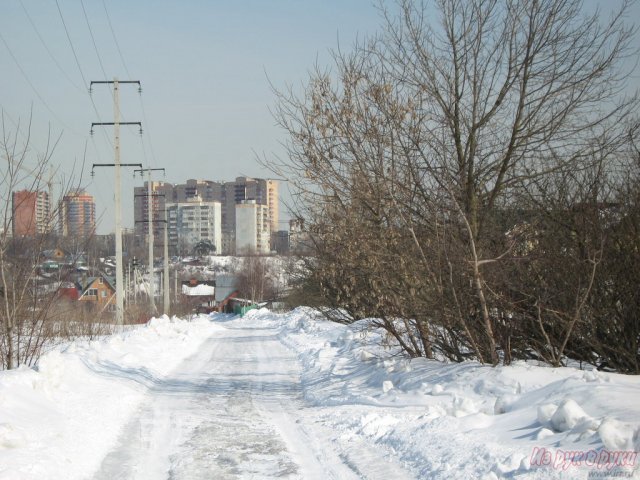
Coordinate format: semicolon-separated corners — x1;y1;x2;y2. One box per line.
1;307;638;479
252;307;640;479
0;315;221;480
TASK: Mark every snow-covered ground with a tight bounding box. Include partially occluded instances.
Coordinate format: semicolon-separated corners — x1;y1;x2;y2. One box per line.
0;308;638;479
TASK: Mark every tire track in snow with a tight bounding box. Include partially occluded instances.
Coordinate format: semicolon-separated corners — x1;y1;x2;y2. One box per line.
93;319;415;479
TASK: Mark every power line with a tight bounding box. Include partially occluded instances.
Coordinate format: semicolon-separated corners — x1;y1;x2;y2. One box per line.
133;167;166;315
54;0;113;148
80;0;108;80
91;79;143;325
18;0;83;93
0;30;79;136
100;0;155;169
79;0;147;233
138;97;159;168
100;1;158;170
101;0;131;79
54;0;89;89
138;131;150;167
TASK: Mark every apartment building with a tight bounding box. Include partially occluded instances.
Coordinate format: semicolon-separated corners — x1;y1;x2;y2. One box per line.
12;190;50;236
133;181;173;245
59;190;96;238
235;200;270;255
134;177;278;255
166;200;222;255
223;177;278;243
174;179;222;203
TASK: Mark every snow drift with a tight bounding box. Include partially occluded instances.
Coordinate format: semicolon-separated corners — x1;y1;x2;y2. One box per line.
0;308;638;479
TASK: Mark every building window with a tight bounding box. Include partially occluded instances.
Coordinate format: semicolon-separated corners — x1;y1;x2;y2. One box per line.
87;288;98;297
101;290;107;298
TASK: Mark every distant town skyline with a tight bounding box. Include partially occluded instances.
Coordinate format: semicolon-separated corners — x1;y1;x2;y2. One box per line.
134;176;279;255
2;1;636;235
0;0;383;234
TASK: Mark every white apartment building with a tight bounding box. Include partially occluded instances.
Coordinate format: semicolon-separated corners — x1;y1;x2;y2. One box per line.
235;200;270;255
134;177;278;254
166;199;222;255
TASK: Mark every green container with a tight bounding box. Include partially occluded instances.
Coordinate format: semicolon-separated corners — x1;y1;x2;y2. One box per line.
234;304;258;317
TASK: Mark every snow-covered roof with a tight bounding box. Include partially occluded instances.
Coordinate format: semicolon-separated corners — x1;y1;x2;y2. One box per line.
181;284;215;296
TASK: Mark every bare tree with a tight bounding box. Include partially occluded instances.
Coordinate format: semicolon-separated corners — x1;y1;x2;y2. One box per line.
236;254;275;304
0;112;78;369
269;0;638;367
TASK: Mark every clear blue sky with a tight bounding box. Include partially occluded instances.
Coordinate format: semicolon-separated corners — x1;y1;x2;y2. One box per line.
0;0;383;234
1;1;637;234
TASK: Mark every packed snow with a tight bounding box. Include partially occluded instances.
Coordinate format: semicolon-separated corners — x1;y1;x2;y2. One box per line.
0;308;638;479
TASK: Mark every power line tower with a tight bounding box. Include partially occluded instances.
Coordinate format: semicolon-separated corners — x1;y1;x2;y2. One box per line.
134;167;165;315
90;78;142;325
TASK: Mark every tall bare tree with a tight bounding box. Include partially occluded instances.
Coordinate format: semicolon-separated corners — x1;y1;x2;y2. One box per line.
270;0;638;368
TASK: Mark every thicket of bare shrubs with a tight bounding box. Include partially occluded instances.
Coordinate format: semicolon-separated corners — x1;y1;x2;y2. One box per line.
1;115;115;369
235;255;277;304
271;0;640;372
0;230;169;369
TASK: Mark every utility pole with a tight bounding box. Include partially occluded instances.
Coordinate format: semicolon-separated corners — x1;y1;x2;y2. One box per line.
90;78;142;325
134;167;165;315
137;215;172;315
163;207;170;315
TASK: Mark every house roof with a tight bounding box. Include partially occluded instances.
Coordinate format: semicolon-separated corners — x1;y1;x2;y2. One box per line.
41;249;68;259
182;284;215;296
80;275;116;294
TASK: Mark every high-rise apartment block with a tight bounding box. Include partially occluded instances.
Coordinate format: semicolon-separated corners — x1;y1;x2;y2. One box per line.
133;177;278;255
289;218;311;254
133;181;171;244
223;177;279;241
59;190;96;237
166;200;222;255
235;200;270;255
12;190;50;236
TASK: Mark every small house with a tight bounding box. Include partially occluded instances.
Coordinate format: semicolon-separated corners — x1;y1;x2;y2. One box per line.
214;274;240;313
181;278;216;312
58;281;80;301
79;274;116;310
41;248;67;261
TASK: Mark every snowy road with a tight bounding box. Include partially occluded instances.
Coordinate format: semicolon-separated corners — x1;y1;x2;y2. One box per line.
92;320;414;480
2;311;638;479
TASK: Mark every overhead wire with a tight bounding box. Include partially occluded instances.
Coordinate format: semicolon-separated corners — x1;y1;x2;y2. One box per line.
80;0;108;81
54;0;113;149
15;0;106;164
1;2;95;204
137;97;158;170
18;0;83;94
54;0;88;89
0;29;81;136
101;0;158;173
101;0;131;79
4;0;131;234
77;0;126;174
51;0;117;233
75;0;149;233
